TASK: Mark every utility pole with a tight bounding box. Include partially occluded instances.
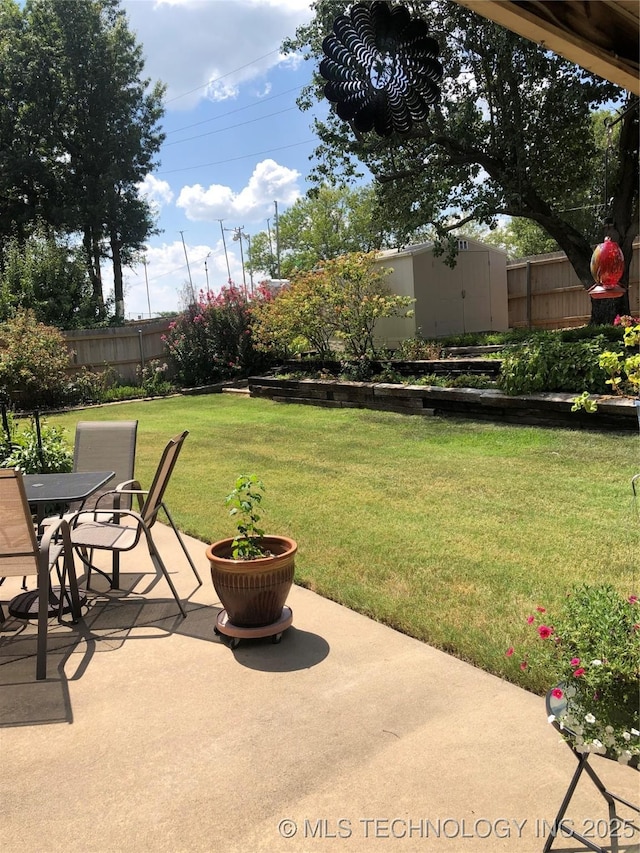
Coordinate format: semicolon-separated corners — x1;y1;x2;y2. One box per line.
274;200;281;279
266;217;275;278
245;233;254;295
218;219;231;283
228;226;247;296
204;252;211;290
142;256;152;317
179;231;196;304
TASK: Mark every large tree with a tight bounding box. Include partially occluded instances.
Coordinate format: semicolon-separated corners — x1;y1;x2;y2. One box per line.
0;0;165;322
285;0;639;324
249;184;395;279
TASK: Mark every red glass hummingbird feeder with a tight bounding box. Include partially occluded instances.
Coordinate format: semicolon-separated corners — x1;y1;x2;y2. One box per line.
588;236;625;299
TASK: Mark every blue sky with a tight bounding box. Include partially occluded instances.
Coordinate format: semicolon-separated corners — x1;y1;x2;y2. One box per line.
119;0;325;318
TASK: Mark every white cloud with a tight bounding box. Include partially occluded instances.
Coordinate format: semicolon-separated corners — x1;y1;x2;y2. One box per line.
205;75;240;103
138;174;174;209
123;0;313;110
176;158;300;223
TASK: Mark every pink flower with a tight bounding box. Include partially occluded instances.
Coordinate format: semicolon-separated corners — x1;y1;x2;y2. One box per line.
629;595;638;604
570;657;581;667
551;688;564;700
537;625;553;639
536;606;546;613
526;615;535;624
506;647;514;657
573;667;585;678
520;661;528;671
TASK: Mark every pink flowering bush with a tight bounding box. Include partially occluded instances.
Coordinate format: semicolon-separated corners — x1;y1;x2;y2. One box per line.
162;284;273;387
506;584;639;763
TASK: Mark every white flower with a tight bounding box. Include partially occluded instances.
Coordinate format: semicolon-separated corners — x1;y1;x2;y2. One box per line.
592;738;603;748
585;713;596;724
631;728;640;736
623;731;631;741
590;659;602;666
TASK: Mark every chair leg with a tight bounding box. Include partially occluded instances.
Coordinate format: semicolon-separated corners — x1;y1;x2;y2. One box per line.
56;552;82;623
36;569;49;680
161;503;203;586
146;538;187;618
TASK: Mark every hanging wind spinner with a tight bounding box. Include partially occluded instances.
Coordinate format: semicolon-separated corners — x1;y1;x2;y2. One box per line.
320;1;443;138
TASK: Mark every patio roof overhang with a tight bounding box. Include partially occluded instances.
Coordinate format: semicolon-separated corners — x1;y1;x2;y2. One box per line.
455;1;640;95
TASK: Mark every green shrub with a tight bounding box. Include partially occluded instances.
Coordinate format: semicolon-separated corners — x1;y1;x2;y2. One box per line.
396;337;442;360
447;373;494;389
136;359;175;397
0;309;72;409
0;416;72;473
498;336;610;395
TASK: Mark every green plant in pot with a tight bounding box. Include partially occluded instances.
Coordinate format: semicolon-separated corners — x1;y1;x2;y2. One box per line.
507;584;639;766
206;475;297;628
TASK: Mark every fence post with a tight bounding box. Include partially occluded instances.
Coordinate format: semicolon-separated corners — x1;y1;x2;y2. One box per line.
138;328;145;373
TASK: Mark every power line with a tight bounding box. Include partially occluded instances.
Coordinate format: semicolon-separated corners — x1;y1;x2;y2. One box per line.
163;106;298;147
163;48;280;104
157;139;316;176
165;85;303;136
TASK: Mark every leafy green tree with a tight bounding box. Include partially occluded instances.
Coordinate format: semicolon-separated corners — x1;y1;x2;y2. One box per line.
0;0;165;321
0;229;94;327
253;251;413;358
249;184;394;278
482;218;559;258
284;0;638;324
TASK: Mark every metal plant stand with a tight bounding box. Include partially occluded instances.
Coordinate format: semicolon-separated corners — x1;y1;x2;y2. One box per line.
543;690;639;853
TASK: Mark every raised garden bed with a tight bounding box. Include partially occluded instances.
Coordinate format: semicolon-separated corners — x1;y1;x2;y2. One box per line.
248;375;639;431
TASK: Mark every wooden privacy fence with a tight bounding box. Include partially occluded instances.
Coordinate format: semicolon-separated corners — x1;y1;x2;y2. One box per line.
507;240;640;329
58;245;640;381
62;318;174;382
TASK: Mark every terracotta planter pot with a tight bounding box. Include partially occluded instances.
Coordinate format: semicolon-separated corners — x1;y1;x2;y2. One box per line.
206;535;297;628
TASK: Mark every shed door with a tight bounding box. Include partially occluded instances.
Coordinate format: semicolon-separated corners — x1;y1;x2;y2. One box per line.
430;251;492;335
461;252;493;332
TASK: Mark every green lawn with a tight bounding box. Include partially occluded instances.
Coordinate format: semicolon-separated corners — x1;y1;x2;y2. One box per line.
48;395;639;692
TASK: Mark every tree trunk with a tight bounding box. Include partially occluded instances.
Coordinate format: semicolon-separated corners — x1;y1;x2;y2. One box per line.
110;232;124;320
82;226;105;319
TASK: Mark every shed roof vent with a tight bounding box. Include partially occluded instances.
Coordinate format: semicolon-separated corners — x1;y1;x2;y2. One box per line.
457;239;469;251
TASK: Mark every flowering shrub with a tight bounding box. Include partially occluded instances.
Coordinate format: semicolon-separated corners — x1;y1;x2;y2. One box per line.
162;285;272;387
135;360;173;397
252;252;414;360
0;309;72;409
506;584;639;764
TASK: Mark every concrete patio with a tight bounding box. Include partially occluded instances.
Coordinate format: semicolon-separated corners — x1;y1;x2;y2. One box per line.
1;522;638;853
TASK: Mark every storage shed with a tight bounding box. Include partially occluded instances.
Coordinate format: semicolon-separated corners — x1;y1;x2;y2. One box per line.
373;239;509;347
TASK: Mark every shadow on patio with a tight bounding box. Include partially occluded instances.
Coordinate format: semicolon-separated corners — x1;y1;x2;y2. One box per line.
1;523;637;853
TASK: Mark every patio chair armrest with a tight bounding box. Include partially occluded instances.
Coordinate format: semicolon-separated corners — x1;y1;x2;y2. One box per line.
40;515;72;554
115;480;146;511
91;481;145;513
67;506;146;529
